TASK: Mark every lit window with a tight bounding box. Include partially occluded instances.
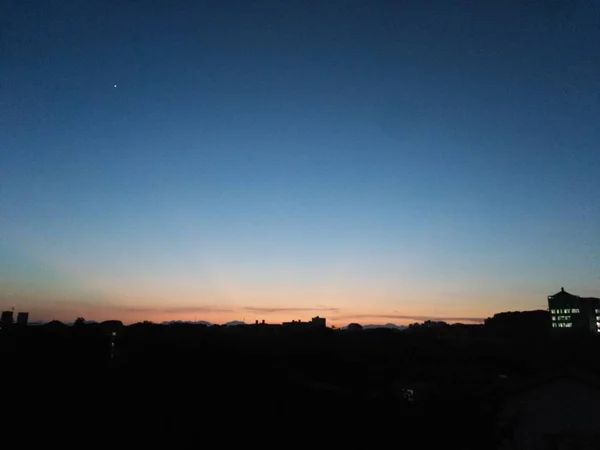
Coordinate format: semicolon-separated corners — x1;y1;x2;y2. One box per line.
552;316;556;321
596;309;600;314
552;323;557;328
551;309;556;314
565;323;572;328
564;309;571;313
571;308;579;313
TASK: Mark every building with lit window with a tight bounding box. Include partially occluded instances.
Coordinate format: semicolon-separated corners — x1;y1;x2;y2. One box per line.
548;288;600;333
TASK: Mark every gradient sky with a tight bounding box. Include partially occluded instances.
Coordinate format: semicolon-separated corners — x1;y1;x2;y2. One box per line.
1;0;599;325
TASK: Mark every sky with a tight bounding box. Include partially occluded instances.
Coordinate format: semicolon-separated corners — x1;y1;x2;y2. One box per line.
1;0;599;326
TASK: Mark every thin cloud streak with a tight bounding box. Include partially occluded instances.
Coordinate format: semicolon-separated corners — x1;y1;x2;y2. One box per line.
243;306;339;313
120;306;232;314
331;314;485;324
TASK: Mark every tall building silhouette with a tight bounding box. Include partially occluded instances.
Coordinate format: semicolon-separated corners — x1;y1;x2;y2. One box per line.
0;310;13;327
16;312;29;326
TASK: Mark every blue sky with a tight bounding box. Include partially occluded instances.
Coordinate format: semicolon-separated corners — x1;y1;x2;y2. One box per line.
1;0;599;324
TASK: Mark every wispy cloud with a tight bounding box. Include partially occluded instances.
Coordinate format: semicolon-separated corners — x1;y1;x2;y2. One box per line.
120;306;232;314
331;313;484;324
243;306;339;314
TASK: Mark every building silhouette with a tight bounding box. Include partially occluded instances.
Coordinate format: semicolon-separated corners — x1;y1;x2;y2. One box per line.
282;316;327;329
16;312;29;326
1;310;14;327
548;287;600;333
311;316;326;328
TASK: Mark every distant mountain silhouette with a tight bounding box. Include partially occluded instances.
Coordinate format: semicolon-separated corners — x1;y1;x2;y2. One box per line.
27;320;100;326
161;320;213;326
344;323;407;330
24;319;409;329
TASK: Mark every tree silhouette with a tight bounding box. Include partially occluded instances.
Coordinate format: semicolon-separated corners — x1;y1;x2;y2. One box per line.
74;317;86;326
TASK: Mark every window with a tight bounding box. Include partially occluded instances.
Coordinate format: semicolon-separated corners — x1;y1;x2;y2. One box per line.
552;316;556;321
564;309;571;313
552;323;557;328
565;323;572;328
571;308;579;313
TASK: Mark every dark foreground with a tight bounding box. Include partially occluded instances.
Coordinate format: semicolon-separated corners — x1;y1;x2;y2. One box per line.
2;319;600;448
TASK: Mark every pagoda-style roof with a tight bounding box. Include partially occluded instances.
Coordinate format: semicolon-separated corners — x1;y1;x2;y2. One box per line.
549;287;577;298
